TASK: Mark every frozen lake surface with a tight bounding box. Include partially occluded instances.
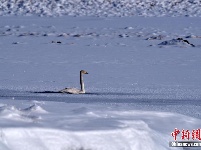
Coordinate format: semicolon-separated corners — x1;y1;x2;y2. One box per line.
0;16;201;150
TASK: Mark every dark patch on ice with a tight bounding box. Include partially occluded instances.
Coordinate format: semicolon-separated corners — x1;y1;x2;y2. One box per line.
73;34;82;37
119;34;129;38
146;35;165;40
57;33;69;37
33;91;62;93
18;32;39;37
12;42;20;44
158;38;195;47
51;41;62;44
85;92;146;96
185;35;201;38
124;27;134;30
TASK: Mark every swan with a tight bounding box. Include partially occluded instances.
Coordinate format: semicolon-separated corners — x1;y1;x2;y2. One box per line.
59;70;88;94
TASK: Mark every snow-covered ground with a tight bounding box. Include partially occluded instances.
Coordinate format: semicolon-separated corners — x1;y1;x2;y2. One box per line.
0;0;201;149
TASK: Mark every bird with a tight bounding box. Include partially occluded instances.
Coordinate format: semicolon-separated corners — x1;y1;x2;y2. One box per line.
59;70;88;94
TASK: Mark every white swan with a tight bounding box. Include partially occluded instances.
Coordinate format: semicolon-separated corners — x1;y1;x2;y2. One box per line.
59;70;88;94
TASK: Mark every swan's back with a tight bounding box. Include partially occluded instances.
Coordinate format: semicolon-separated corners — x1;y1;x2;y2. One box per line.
60;88;85;94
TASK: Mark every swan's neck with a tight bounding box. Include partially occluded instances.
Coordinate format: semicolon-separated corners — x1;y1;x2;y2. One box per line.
80;72;85;92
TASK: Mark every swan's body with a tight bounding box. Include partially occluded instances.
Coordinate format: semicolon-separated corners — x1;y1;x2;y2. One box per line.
59;70;88;94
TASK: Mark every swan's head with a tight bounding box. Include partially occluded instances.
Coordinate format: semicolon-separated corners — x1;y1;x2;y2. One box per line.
80;70;88;74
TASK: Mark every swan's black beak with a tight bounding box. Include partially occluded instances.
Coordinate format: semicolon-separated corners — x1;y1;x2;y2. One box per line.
86;72;89;74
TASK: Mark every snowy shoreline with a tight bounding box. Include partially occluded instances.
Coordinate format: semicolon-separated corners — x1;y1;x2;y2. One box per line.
0;0;201;17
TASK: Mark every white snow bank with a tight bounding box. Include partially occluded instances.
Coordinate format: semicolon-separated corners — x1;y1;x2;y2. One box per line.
0;127;166;150
1;101;200;150
21;104;48;114
0;0;201;17
0;104;47;123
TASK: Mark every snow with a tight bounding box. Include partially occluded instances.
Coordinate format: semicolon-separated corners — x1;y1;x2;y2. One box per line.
0;100;201;150
0;0;201;17
0;1;201;149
